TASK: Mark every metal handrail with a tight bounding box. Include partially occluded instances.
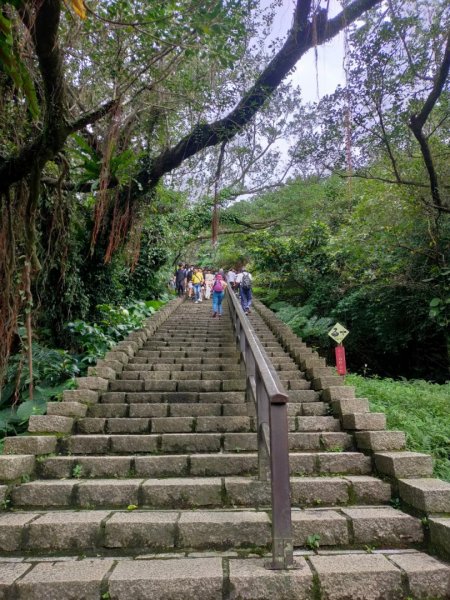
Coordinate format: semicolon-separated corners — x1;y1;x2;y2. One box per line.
227;289;293;570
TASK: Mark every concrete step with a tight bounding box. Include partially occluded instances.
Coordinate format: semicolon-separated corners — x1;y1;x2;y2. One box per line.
37;452;371;479
0;506;424;556
0;552;448;600
7;475;392;511
88;403;251;418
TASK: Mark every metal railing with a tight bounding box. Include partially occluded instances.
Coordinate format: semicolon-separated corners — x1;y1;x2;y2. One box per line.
227;290;293;569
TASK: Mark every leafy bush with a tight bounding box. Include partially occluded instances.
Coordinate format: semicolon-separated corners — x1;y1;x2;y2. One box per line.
67;300;161;364
1;298;167;437
0;342;80;436
270;302;333;347
347;374;450;482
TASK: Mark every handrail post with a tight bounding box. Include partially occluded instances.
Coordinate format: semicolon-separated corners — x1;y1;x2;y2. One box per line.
256;370;270;482
268;400;294;569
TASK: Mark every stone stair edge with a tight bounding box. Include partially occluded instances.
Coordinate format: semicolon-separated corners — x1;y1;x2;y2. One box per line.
0;551;449;600
251;297;450;553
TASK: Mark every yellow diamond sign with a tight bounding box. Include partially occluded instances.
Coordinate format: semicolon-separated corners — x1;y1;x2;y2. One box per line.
328;322;349;344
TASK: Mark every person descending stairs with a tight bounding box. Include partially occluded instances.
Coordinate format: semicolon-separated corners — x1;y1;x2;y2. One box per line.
0;297;448;599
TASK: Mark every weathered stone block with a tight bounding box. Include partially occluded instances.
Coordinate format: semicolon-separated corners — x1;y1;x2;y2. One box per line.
77;479;142;508
0;562;32;596
3;436;57;456
398;478;450;513
0;455;35;482
87;366;116;379
76;376;109;391
321;386;355;402
190;454;256;477
290;477;348;507
110;435;158;454
63;389;99;404
341;507;423;545
318;453;371;475
66;434;109;454
229;557;313;600
28;415;73;434
151;417;193;433
107;417;149;434
108;557;223;600
0;512;38;551
134;455;189;478
26;511;108;551
388;552;450;599
16;558;114;600
429;518;450;559
344;476;392;504
313;376;343;390
142;478;222;508
161;433;220;454
96;358;124;372
76;417;106;434
225;478;271;507
223;433;257;452
11;480;76;508
104;511;177;549
374;451;433;479
292;510;349;546
331;398;369;416
47;401;87;418
342;412;386;430
178;510;270;549
309;553;403;600
77;456;131;478
104;351;129;364
356;430;406;451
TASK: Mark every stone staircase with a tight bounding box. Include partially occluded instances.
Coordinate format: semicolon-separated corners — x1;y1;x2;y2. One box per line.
0;297;448;599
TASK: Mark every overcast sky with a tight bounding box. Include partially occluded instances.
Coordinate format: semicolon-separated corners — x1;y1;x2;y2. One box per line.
267;0;346;102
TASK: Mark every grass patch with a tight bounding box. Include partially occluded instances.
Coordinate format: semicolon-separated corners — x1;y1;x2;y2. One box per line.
346;375;450;482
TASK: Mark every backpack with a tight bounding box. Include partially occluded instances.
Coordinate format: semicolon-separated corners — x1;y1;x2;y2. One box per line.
213;279;224;292
241;272;252;289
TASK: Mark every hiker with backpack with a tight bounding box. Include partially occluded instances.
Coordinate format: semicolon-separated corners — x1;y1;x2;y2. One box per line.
236;268;253;314
211;272;227;317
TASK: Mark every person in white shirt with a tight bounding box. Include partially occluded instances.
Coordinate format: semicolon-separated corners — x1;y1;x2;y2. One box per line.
227;269;237;289
236;268;253;314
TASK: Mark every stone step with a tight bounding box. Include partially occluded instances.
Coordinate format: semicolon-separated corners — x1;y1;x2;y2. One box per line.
123;363;240;371
76;416;253;435
109;379;246;393
119;370;242;381
37;452;371;479
0;552;448;600
73;416;339;435
0;506;423;555
100;391;246;404
9;476;391;510
88;402;251;418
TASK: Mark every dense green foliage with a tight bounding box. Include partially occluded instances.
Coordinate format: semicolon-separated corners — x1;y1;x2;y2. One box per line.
347;375;450;482
0;298;166;436
211;175;449;380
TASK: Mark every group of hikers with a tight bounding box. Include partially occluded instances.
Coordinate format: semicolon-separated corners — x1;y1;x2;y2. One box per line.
173;265;253;317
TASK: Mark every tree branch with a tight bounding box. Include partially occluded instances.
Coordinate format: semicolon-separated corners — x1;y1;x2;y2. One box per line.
409;32;450;210
144;0;383;189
